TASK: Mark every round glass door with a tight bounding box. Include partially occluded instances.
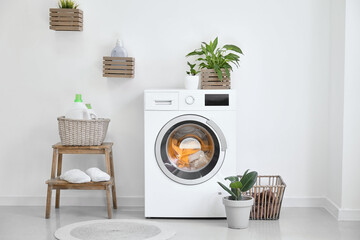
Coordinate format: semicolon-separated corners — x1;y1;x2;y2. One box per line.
155;115;226;185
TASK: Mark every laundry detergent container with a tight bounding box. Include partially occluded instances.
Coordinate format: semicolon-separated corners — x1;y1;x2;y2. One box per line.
57;116;110;146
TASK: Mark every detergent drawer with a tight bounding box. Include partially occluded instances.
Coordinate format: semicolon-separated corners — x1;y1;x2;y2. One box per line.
144;91;179;111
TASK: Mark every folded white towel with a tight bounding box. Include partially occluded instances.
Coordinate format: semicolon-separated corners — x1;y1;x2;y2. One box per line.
60;169;91;183
86;167;110;182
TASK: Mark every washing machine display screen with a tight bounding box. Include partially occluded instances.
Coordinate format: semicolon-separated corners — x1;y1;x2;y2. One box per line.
159;120;220;181
205;94;229;106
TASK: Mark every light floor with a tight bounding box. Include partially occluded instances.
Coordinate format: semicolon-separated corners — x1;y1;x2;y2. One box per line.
0;207;359;240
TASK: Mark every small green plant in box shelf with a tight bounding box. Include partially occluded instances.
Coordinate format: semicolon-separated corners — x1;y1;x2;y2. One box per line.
50;0;83;31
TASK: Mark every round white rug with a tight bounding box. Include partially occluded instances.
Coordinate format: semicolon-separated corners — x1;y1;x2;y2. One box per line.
54;219;176;240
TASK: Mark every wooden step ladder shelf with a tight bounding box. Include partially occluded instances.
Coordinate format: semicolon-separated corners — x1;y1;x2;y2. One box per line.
49;8;83;31
103;57;135;78
45;142;117;219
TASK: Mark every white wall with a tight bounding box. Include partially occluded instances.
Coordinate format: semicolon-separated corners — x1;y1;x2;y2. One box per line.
342;0;360;210
0;0;331;205
236;1;331;198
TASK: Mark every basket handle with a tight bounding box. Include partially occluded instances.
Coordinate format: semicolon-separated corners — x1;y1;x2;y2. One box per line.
90;113;97;120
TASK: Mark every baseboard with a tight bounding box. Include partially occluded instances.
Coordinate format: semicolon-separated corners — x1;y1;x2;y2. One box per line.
283;197;360;221
323;197;340;219
282;196;326;207
338;209;360;221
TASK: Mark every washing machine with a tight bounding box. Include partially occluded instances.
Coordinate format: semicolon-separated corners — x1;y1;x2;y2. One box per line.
144;89;236;218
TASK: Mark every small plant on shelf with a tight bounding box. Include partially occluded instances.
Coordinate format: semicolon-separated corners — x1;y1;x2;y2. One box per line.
58;0;79;9
186;61;200;76
184;61;200;89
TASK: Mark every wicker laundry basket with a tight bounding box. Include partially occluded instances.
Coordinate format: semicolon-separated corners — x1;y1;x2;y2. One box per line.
57;116;110;146
244;175;286;220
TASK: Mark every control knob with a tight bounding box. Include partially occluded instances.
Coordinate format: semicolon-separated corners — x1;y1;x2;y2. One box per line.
185;96;195;105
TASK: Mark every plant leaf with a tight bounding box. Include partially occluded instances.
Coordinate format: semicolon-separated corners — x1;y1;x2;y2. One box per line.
195;58;206;62
223;44;243;54
186;50;203;57
224;53;240;61
240;171;258;192
242;169;249;178
187;61;195;68
218;182;237;199
230;181;243;189
213;37;218;51
225;68;230;79
225;176;239;182
215;66;223;81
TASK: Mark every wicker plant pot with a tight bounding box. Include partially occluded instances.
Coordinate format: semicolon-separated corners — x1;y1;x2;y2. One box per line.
244;175;286;220
200;69;231;89
57;117;110;146
49;8;83;31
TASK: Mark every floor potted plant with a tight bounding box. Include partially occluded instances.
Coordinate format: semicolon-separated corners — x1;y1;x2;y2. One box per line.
218;169;258;229
185;61;200;89
50;0;83;31
186;37;243;89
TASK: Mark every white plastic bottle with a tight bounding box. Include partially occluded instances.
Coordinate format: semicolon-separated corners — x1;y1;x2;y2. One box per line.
111;39;128;57
85;103;97;119
65;94;91;120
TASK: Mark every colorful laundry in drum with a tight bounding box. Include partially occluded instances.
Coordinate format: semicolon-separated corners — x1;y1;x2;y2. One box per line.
166;124;214;171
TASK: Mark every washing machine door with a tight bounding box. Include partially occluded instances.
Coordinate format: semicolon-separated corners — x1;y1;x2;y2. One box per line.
155;114;227;185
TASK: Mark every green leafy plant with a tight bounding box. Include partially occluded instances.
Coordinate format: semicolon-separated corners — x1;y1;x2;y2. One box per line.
186;37;243;81
218;169;258;200
58;0;79;9
186;61;200;76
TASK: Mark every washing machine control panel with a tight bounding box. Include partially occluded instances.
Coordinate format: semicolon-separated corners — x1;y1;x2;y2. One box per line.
178;90;235;110
144;90;236;111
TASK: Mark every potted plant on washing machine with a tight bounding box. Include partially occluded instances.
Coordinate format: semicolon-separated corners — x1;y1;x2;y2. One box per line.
185;61;200;89
218;169;258;229
186;37;243;89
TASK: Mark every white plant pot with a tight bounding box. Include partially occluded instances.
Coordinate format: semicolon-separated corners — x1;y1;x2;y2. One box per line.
223;196;254;229
184;75;199;89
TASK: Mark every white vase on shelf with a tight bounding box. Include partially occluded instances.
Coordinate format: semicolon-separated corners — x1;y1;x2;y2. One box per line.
184;75;199;89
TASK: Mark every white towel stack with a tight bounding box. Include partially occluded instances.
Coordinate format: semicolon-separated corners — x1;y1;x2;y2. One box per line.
60;168;110;183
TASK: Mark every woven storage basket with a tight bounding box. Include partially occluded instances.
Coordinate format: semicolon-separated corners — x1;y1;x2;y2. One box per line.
244;175;286;220
57;116;110;146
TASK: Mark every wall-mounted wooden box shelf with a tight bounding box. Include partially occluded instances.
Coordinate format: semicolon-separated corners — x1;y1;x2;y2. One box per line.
49;8;83;31
103;57;135;78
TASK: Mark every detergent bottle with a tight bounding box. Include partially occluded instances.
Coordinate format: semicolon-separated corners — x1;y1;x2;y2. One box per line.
85;103;97;119
111;39;128;57
65;94;90;120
